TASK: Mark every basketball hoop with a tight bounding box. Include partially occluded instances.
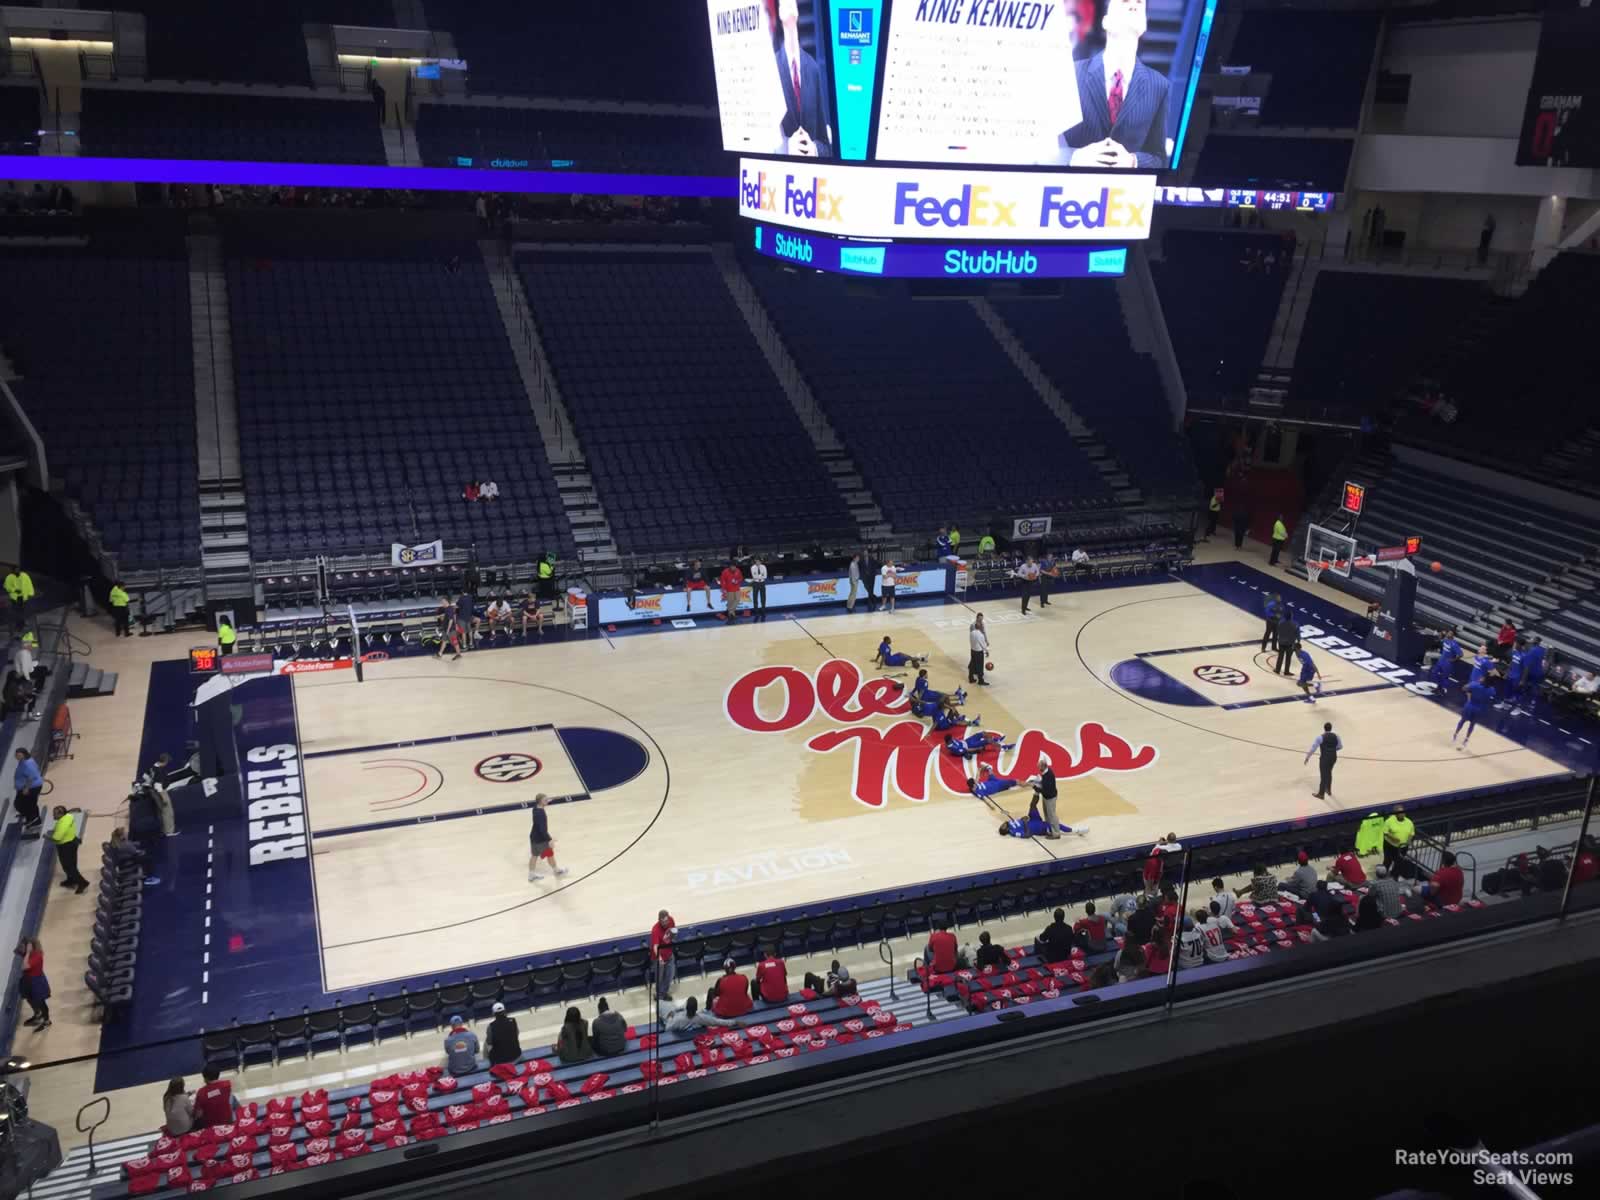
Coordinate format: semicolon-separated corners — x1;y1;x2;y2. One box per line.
1306;559;1324;585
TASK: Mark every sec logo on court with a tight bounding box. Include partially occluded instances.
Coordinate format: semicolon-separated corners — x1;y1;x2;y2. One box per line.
475;752;543;783
1194;664;1249;686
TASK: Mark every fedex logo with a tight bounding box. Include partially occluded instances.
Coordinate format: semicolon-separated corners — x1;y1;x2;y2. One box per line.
895;182;1017;229
741;168;843;222
1038;187;1147;231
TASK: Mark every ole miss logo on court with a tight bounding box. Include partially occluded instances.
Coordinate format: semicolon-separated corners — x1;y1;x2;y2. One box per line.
725;659;1157;808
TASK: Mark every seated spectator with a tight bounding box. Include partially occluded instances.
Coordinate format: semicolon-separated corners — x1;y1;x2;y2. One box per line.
1248;863;1280;903
709;958;753;1019
1328;847;1367;887
481;480;500;501
1307;881;1351;938
753;945;788;1005
1087;961;1119;989
1202;901;1236;963
106;827;148;870
1176;915;1205;970
484;598;513;631
1535;847;1570;892
192;1066;235;1128
659;995;737;1033
1106;882;1140;934
1125;894;1156;947
925;921;962;973
1364;864;1403;918
974;930;1007;972
1156;885;1181;931
1575;671;1600;696
554;1006;594;1063
591;998;627;1056
1414;851;1465;909
1073;901;1109;953
1353;892;1386;932
484;1002;521;1066
163;1077;195;1136
1143;931;1172;978
824;959;853;998
1574;838;1598;885
463;481;480;502
1115;940;1147;982
1285;851;1319;899
1035;908;1076;963
1210;877;1237;919
444;1014;481;1074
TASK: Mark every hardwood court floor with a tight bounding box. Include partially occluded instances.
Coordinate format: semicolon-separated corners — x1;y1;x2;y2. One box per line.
291;570;1567;993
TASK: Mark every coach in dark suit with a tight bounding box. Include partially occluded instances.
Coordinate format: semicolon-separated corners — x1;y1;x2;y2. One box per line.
773;0;832;158
1059;0;1169;169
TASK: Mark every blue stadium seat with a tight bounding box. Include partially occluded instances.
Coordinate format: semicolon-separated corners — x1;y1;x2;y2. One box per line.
81;89;386;164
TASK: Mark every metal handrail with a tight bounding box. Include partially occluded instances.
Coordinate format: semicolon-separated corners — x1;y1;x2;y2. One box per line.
76;1096;111;1174
877;939;896;1002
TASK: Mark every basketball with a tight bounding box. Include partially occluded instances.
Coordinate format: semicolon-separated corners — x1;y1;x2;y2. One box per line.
986;661;995;671
1430;561;1443;573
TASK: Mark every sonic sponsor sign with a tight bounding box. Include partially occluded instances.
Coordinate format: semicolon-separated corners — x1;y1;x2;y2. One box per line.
738;158;1154;242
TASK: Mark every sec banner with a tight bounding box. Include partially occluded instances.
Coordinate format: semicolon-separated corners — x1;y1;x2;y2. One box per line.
738;157;1153;241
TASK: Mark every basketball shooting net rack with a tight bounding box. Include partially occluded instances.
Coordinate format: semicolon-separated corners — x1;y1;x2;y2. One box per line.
1304;523;1426;584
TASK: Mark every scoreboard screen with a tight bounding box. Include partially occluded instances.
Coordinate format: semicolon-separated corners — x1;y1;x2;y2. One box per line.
189;646;220;675
1340;481;1366;516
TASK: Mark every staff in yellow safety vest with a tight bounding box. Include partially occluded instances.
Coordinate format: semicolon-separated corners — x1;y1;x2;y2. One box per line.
1269;515;1290;567
109;580;132;638
1355;812;1385;857
1382;806;1416;876
1206;493;1221;541
217;618;237;657
49;804;89;893
5;566;34;633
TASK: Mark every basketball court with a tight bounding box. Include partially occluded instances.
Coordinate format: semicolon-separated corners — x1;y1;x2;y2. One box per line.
258;563;1574;999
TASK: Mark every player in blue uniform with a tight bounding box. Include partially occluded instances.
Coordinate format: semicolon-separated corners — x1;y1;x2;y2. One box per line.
967;761;1021;800
873;636;928;669
1467;646;1498;687
1496;639;1528;710
944;730;1013;758
909;669;966;718
1431;629;1464;689
1453;679;1494;748
1261;592;1283;653
1295;646;1322;703
1518;635;1547;710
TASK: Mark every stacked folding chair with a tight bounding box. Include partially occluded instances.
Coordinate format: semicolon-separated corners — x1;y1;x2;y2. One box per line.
86;841;141;1019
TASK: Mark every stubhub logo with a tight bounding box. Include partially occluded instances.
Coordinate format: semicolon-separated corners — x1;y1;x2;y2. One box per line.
943;249;1038;276
774;231;814;263
740;168;843;222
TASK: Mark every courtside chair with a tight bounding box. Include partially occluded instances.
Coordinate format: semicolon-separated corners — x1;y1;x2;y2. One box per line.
559;961;593;999
587;956;621;998
436;981;471;1026
201;1027;239;1072
497;971;532;1013
305;1005;347;1058
237;1019;279;1071
403;987;441;1036
468;977;502;1020
698;935;731;975
529;966;563;1012
855;907;885;946
371;992;408;1045
616;950;650;995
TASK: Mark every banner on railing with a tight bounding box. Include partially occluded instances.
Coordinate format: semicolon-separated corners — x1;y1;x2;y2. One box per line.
1012;517;1053;539
391;539;444;567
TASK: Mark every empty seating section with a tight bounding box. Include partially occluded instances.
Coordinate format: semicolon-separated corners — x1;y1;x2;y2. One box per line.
516;250;852;553
0;85;38;154
1227;11;1381;127
134;1;395;84
1151;230;1290;405
0;242;199;568
1544;592;1600;674
415;104;723;174
748;272;1112;531
1327;464;1600;664
1290;272;1489;417
427;0;714;103
989;289;1196;496
1435;254;1600;463
227;240;572;562
81;90;385;164
1190;135;1353;191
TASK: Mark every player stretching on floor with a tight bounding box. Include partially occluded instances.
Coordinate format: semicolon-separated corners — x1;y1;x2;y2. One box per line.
909;669;967;717
873;637;928;669
944;730;1012;758
1453;679;1494;749
929;695;981;731
967;761;1021;800
1295;645;1323;703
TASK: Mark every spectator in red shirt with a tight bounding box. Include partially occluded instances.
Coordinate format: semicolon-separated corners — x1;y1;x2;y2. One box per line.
753;946;788;1004
192;1065;235;1128
1328;848;1367;887
1495;619;1517;661
924;922;960;973
719;563;745;621
1142;832;1181;894
649;909;676;1000
1573;840;1598;885
1417;851;1465;908
1073;901;1109;953
709;958;753;1019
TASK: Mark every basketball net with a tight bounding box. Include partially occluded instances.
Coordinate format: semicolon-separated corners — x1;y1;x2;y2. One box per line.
1305;555;1417;582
